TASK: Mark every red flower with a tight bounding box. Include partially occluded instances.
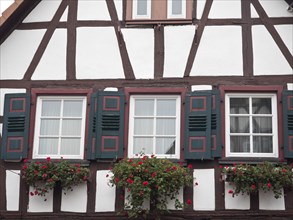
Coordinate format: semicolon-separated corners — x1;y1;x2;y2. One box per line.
282;169;287;173
138;161;143;165
233;167;237;173
43;174;47;178
48;178;53;182
155;185;158;189
46;157;51;162
76;164;81;168
36;161;40;165
77;168;81;173
30;192;34;196
165;168;170;172
142;156;148;160
143;181;148;186
179;162;184;166
132;163;136;167
151;172;156;177
188;164;192;169
144;169;149;173
83;176;87;181
106;174;109;177
127;188;131;192
267;183;272;188
251;184;256;190
127;178;134;184
151;154;155;158
128;159;133;163
41;165;47;169
115;177;120;183
228;189;233;194
195;182;198;186
172;166;177;170
23;165;28;170
187;199;192;205
34;190;38;195
219;165;223;169
23;159;28;163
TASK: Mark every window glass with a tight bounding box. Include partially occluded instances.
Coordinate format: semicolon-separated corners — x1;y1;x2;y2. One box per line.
226;94;277;157
33;96;86;159
129;95;180;158
137;0;148;15
172;0;183;15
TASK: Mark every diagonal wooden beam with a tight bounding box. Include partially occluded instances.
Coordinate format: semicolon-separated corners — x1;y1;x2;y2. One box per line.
23;1;68;80
184;0;213;77
251;0;293;69
106;0;135;80
66;0;77;80
241;0;254;76
154;25;164;79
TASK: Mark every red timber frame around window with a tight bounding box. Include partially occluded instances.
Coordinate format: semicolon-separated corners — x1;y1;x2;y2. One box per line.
124;87;187;159
28;88;93;159
219;85;284;159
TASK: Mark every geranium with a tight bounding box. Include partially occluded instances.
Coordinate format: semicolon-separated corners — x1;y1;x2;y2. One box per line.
22;158;90;197
221;162;293;199
109;154;193;219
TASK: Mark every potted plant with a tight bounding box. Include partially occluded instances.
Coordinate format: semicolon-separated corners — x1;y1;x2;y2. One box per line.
221;162;293;199
22;157;90;198
109;154;193;219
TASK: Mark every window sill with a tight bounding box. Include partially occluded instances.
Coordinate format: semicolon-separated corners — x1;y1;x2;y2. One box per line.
219;157;286;165
125;19;193;26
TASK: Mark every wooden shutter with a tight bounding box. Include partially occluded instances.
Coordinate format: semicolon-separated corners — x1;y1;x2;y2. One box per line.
184;91;212;159
1;93;30;160
86;93;98;160
283;90;293;158
96;91;125;159
211;90;222;157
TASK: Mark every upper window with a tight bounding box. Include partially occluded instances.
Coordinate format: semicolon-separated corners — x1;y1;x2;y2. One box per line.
128;95;180;158
225;93;278;157
126;0;192;23
33;96;87;159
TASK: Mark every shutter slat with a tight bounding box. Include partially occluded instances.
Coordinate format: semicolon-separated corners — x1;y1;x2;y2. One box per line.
283;90;293;158
211;90;222;157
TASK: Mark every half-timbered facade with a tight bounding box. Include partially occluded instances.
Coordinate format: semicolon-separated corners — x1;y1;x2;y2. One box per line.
0;0;292;219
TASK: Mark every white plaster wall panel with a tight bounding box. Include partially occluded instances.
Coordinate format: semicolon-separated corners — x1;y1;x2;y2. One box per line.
275;25;293;55
114;0;123;20
28;186;53;212
190;26;242;76
0;89;26;116
125;190;150;210
77;0;111;21
76;27;124;79
252;26;292;75
60;6;68;22
197;0;206;19
164;25;195;78
193;169;215;210
251;4;259;18
209;0;241;18
224;182;250;210
166;188;183;210
287;83;293;90
95;170;116;212
259;0;293;18
6;170;20;211
191;85;212;91
122;28;154;79
0;30;45;79
61;182;87;212
32;29;67;80
23;0;62;23
259;189;285;210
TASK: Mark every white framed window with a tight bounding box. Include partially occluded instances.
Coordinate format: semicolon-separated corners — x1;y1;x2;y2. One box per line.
128;95;181;158
167;0;186;18
133;0;151;19
33;96;87;159
225;93;278;157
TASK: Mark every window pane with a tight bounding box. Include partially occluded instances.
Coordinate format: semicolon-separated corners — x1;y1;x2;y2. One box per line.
62;119;82;136
135;99;154;116
134;119;153;135
60;138;81;155
230;98;249;114
39;138;58;155
253;117;272;133
137;0;148;15
253;136;272;153
133;137;153;154
252;98;271;114
172;0;182;15
42;100;61;116
63;100;83;117
230;136;250;152
230;116;249;133
156;138;175;154
40;119;60;135
157;99;176;116
156;119;176;135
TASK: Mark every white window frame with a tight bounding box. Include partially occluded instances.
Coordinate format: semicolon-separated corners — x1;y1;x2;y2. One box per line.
33;96;87;159
128;95;181;159
133;0;151;19
167;0;186;19
225;93;278;158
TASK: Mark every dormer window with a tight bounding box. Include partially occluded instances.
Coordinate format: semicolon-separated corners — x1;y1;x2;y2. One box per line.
126;0;192;24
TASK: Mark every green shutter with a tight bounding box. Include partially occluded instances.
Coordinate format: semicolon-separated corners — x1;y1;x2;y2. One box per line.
184;91;212;159
211;90;222;157
96;91;125;159
1;93;30;160
86;93;97;160
283;90;293;158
